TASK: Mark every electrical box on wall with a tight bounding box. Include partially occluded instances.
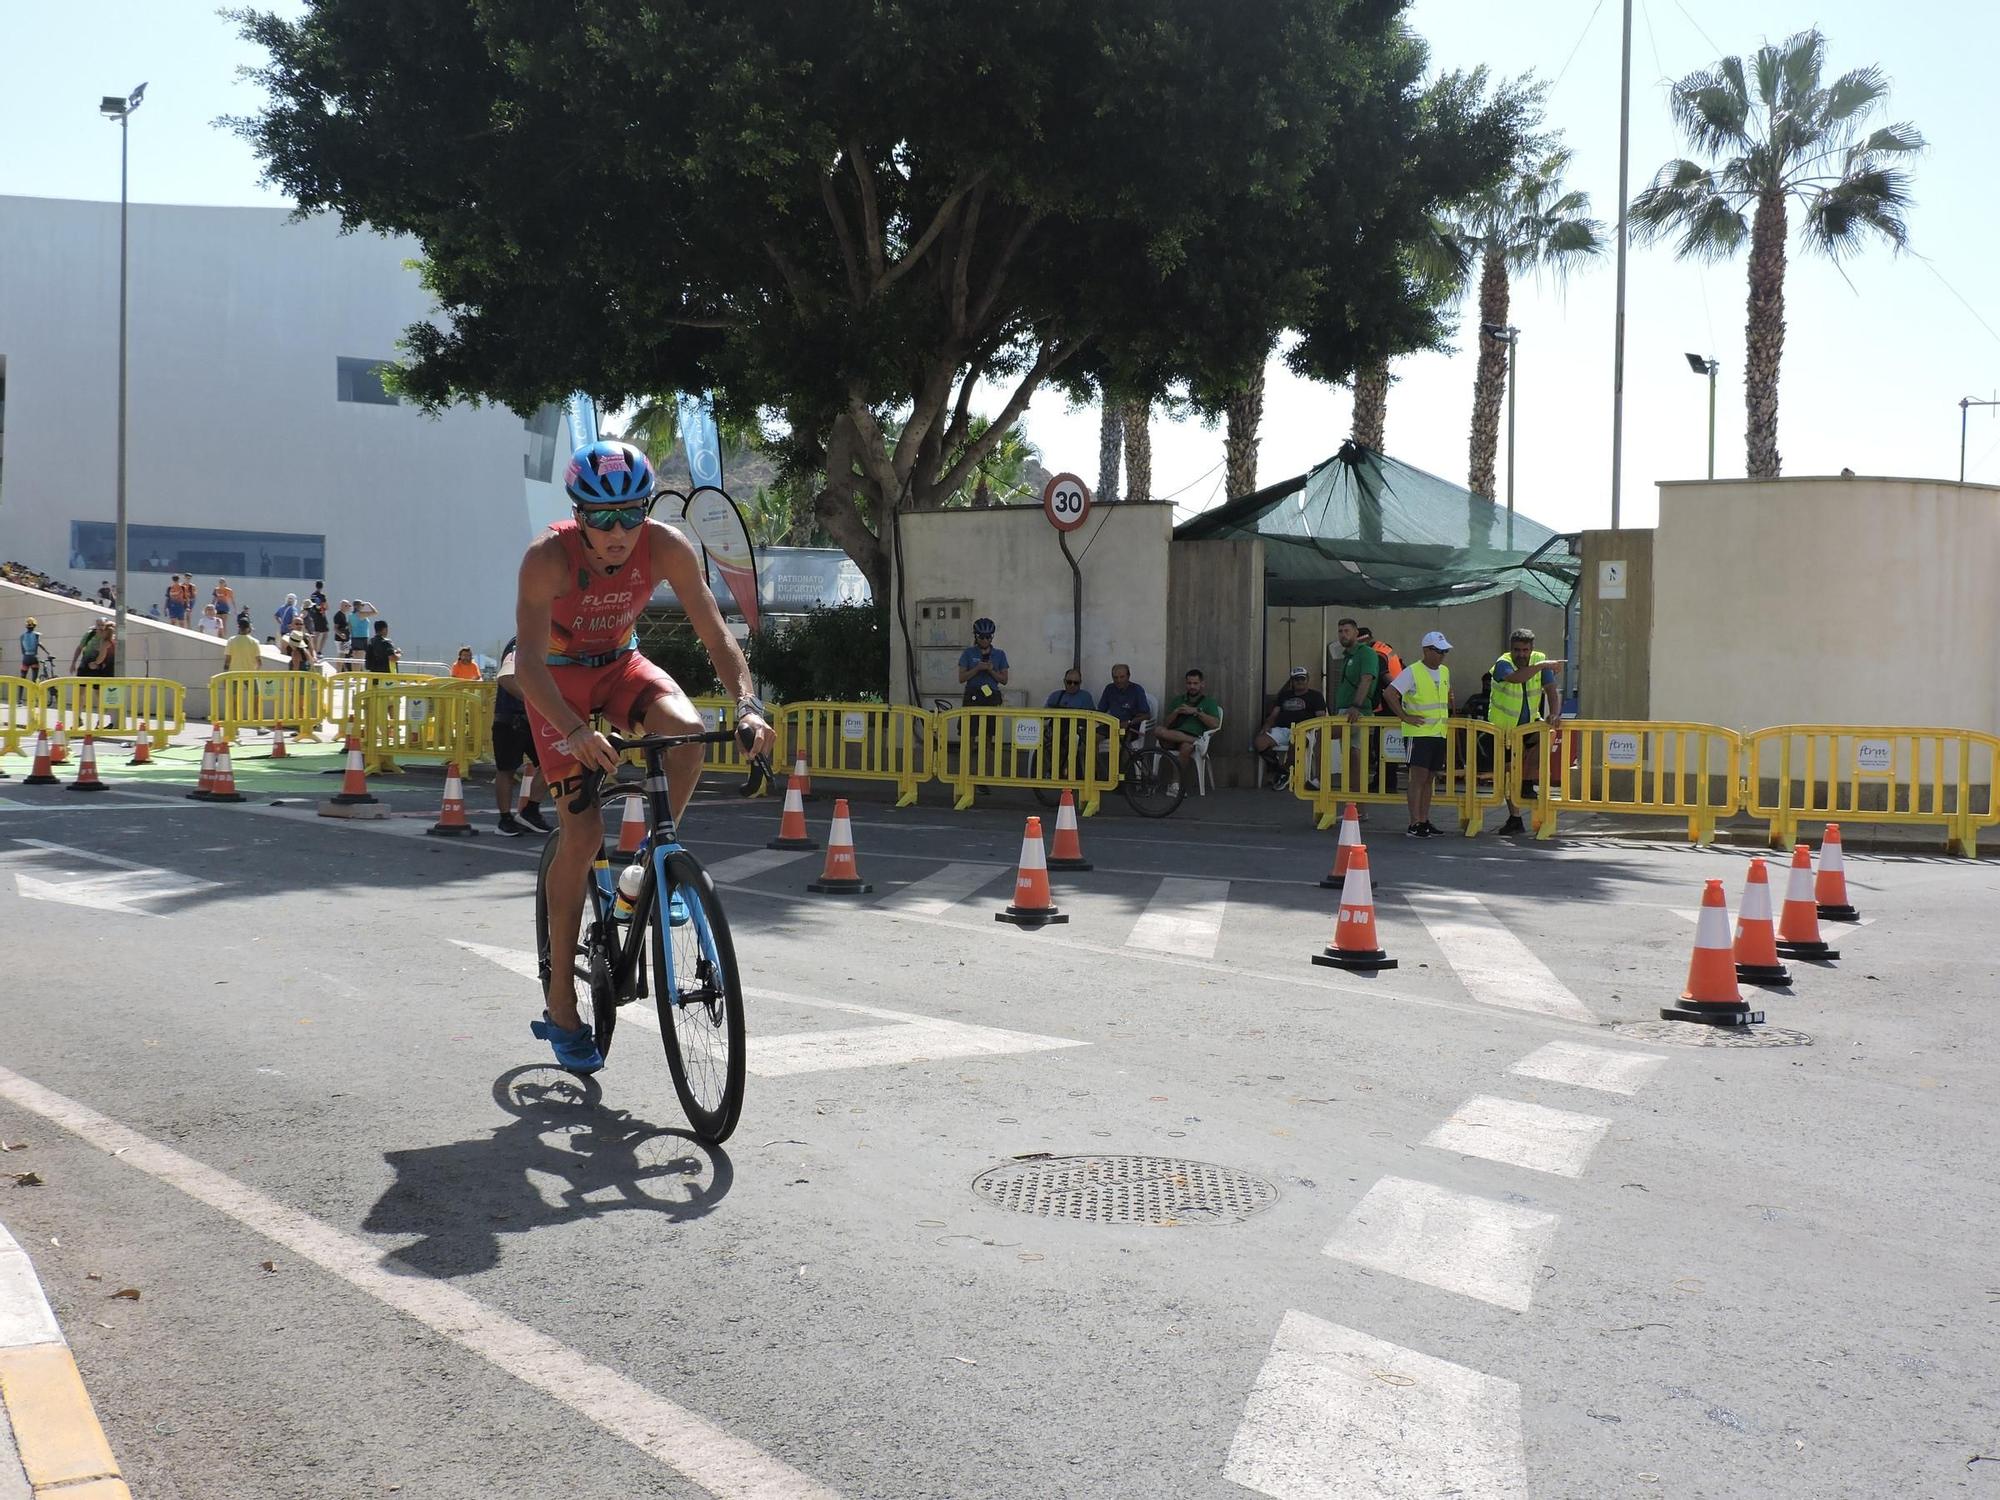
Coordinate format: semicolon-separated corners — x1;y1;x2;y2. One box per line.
915;598;974;649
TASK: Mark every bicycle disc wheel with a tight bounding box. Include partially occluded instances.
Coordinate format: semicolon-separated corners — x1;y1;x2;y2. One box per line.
1124;747;1186;818
649;849;746;1143
535;807;624;1061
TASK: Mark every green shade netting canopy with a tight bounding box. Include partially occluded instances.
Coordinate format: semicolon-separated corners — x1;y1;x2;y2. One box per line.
1173;441;1579;609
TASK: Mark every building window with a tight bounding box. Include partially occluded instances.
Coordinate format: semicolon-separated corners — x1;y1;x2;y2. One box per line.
524;402;561;483
336;357;399;406
70;521;325;580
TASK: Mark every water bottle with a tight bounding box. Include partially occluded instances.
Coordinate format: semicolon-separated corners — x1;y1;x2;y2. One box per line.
612;861;645;924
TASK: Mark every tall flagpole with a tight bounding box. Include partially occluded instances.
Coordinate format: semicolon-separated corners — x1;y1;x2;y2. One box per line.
1610;0;1633;529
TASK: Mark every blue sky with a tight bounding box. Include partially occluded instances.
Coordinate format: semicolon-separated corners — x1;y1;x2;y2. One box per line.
5;1;1996;533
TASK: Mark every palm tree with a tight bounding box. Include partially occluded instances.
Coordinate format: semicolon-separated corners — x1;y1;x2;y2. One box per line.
1223;363;1266;498
1350;364;1390;451
1447;140;1602;502
1632;29;1922;479
1121;399;1153;504
1098;402;1123;504
962;418;1041;508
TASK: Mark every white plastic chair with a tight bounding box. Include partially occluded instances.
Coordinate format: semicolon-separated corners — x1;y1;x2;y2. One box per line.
1189;709;1222;795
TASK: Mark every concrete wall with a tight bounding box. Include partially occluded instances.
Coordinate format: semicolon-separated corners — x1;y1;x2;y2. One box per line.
889;502;1173;713
1651;476;2000;733
1264;593;1568;707
0;196;567;666
1167;538;1265;787
1577;528;1654;721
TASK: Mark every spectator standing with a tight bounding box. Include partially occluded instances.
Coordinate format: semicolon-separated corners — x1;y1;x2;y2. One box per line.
71;619;114;675
491;639;551;836
1381;631;1454;838
164;574;187;625
346;600;379;663
449;645;482;681
306;582;330;655
199;606;226;638
282;630;318;671
222;617;263;673
1097;663;1151;738
1330;618;1380;798
275;593;300;636
1155;668;1221;768
955;617;1009;705
332;600;352;656
363;619;400;674
18;618;41;679
213;579;236;624
1252;666;1326;789
96;581;116;607
1487;627;1563;835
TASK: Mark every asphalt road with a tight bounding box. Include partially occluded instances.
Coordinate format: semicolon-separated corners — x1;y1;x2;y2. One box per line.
0;775;1994;1500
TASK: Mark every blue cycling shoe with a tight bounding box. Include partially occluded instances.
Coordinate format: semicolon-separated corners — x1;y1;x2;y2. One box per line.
668;888;691;927
531;1011;604;1074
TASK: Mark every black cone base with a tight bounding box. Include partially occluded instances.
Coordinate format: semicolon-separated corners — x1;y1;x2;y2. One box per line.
1048;858;1092;872
68;782;109;793
205;791;248;803
331;792;380;806
24;775;58;786
1318;875;1345;890
428;824;478;837
185;789;213;801
1774;939;1839;960
808;878;873;894
997;905;1068;927
1660;1002;1765;1027
1736;962;1792;987
1312;947;1398;972
768;836;819;851
1817;904;1860;922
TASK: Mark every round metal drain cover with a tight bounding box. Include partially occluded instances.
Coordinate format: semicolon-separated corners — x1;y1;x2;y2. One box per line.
1610;1021;1813;1048
971;1155;1278;1226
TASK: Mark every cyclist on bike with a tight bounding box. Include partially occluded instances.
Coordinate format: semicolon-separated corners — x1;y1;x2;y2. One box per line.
513;438;774;1074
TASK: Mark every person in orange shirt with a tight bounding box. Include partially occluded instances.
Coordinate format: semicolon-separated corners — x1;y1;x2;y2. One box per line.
449;646;482;681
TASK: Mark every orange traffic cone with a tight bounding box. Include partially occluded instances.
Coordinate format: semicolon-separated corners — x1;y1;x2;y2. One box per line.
129;735;151;766
792;754;814;801
616;792;648;855
68;734;108;793
808;798;873;894
48;720;69;765
1774;845;1839;961
1815;824;1859;922
767;765;819;851
23;731;58;785
1312;844;1397;971
1732;858;1792;988
1662;878;1762;1026
187;732;220;800
204;738;247;803
270;725;288;758
1318;802;1366;889
427;761;477;836
1047;789;1092;871
330;736;378;805
996;816;1067;926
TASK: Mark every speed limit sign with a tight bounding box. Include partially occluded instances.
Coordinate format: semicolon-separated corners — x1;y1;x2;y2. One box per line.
1042;472;1092;532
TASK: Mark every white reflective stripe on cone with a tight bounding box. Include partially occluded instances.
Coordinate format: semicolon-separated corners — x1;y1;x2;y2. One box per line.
1784;858;1814;901
1694;899;1733;950
782;788;804;812
1018;838;1047;871
1056;801;1079;832
1740;869;1774;921
1337;815;1359;849
1342;862;1373;907
1821;834;1846;871
830;815;854;844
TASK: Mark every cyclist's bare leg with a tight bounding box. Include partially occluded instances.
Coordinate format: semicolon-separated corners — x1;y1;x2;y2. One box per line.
543;791;600;1031
634;686;706;823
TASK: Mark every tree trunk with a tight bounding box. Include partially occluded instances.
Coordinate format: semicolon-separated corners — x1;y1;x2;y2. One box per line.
1098;402;1123;504
1224;362;1265;498
1744;188;1787;479
813;415;890;602
1466;243;1509;505
1351;360;1390;451
1122;399;1152;504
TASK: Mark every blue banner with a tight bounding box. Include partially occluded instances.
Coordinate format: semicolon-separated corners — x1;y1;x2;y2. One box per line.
564;393;599;451
675;393;725;491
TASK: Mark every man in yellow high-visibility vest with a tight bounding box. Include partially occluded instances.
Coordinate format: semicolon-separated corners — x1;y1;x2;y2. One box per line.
1488;627;1564;834
1381;630;1455;837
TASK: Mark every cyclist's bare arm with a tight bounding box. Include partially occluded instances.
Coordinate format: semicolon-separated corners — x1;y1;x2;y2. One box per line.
648;523;775;758
512;536;620;775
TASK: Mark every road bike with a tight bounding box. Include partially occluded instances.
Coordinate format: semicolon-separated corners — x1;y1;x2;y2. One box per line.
533;729;769;1144
1032;719;1186;818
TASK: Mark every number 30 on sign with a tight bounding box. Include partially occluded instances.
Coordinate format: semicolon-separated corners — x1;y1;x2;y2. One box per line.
1042;472;1092;532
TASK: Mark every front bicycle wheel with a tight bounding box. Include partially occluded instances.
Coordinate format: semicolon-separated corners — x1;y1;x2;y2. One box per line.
1123;747;1186;818
649;849;746;1143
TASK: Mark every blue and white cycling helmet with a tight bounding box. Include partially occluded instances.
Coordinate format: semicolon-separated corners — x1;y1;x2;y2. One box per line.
972;617;996;636
564;440;655;505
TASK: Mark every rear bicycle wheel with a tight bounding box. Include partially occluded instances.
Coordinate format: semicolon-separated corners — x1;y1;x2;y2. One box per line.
649;849;746;1143
534;796;634;1061
1123;747;1186;818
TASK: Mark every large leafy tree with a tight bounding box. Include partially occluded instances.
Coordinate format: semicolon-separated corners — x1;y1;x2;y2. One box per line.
1633;29;1922;478
234;0;1515;596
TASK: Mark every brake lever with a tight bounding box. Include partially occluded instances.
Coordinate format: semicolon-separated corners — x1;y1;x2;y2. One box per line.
737;725;771;798
567;766;607;815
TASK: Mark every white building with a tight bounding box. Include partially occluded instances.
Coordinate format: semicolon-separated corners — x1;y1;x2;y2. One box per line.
0;195;569;665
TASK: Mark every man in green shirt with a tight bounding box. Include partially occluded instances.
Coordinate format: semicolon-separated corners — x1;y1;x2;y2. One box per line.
1156;667;1222;771
1328;617;1382;801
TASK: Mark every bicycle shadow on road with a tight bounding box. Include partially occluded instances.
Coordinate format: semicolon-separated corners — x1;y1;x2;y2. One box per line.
363;1066;734;1279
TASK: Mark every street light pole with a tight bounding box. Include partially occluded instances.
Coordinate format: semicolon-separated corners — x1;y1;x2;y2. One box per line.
101;83;145;653
1961;396;2000;483
1685;353;1719;479
1609;0;1633;529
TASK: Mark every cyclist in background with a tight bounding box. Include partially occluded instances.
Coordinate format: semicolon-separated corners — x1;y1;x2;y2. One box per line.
18;618;40;679
512;439;773;1073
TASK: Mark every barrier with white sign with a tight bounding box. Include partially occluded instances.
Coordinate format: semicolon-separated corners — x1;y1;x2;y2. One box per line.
1745;725;1998;856
775;701;930;806
1523;720;1742;845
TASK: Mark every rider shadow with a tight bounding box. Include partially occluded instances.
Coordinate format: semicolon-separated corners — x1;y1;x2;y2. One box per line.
364;1066;734;1279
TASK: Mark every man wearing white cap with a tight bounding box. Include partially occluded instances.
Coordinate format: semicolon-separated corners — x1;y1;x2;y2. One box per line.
1381;631;1455;837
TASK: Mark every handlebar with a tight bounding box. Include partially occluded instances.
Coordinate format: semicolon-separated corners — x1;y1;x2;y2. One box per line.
567;726;770;814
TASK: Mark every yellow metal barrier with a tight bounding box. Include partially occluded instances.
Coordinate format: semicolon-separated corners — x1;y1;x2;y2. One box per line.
1745;726;1999;857
329;671;441;736
33;677;185;751
932;706;1121;815
210;671;328;742
777;702;930;807
355;680;482;772
1;677;37;756
436;679;497;766
689;697;773;779
1521;721;1742;844
1290;715;1504;834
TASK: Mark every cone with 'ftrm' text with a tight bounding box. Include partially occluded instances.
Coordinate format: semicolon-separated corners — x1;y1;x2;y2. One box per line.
1662;878;1762;1026
187;729;221;800
808;799;873;894
204;737;247;803
1047;789;1092;871
1774;844;1839;961
68;734;108;793
1814;824;1860;922
1319;803;1368;889
768;764;819;851
1732;857;1792;987
427;761;477;836
1312;844;1397;971
997;816;1067;927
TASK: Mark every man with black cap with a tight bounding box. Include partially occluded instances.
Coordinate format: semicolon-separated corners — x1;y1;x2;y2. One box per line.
1382;631;1455;837
1253;666;1326;790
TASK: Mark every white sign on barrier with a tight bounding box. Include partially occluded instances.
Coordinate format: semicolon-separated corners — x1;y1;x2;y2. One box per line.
1011;717;1043;750
842;711;867;743
1382;731;1409;762
698;706;720;732
1604;732;1641;767
1856;738;1894;774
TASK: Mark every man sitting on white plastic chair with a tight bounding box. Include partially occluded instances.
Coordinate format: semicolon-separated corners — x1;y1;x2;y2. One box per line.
1253;665;1326;790
1155;667;1222;780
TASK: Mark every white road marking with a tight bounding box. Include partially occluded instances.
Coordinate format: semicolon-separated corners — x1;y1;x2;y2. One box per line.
5;837;220;915
705;849;818;885
1321;1176;1560;1313
1223;1309;1526;1500
1509;1040;1667;1096
451;944;1085;1076
1426;1095;1612;1178
450;938;661;1036
1123;876;1230;959
874;860;1001;916
1404;891;1596;1022
0;1226;63;1350
0;1066;841;1500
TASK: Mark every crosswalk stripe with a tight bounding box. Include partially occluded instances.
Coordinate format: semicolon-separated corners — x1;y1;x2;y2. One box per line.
1322;1176;1560;1313
1404;891;1596;1023
1123;876;1230;959
705;849;818;885
874;861;1000;917
1509;1040;1666;1096
1223;1310;1526;1500
1425;1094;1611;1178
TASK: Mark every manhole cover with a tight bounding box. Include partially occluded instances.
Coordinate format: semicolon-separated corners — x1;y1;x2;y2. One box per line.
1610;1021;1813;1048
971;1155;1278;1226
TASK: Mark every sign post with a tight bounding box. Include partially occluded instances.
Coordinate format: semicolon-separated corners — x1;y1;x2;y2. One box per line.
1042;473;1092;672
